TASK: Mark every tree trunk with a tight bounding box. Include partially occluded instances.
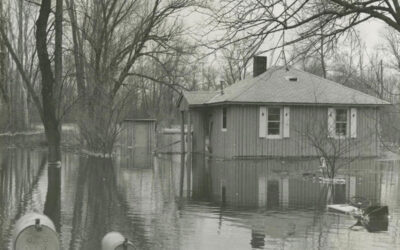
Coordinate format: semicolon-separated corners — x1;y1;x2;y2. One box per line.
55;0;62;97
320;26;327;79
0;0;9;131
45;121;61;162
66;0;87;148
36;0;61;162
15;0;29;131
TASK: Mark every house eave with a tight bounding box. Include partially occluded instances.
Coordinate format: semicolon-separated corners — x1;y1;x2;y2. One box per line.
188;101;390;108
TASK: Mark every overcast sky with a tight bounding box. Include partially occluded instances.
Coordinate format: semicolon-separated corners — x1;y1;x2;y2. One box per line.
358;19;386;50
184;8;388;58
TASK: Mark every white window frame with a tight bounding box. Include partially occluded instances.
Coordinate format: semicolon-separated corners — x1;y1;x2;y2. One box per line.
221;107;227;132
267;107;283;139
350;108;357;138
328;107;351;139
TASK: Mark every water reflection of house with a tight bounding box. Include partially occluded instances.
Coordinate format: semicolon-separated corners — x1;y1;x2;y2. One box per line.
178;57;389;158
117;147;154;169
191;158;386;208
187;158;400;249
189;158;399;249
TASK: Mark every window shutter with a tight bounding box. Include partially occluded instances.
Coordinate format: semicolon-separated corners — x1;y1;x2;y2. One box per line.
327;108;335;138
259;106;267;138
350;108;357;138
283;107;290;138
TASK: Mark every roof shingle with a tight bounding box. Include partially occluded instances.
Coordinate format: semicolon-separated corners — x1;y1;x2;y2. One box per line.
182;90;218;105
184;67;390;106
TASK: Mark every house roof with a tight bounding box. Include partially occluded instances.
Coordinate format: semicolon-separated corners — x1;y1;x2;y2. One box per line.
183;67;390;106
182;90;218;105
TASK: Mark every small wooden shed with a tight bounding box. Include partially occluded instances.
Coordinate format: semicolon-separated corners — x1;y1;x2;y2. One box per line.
178;61;390;159
118;119;156;168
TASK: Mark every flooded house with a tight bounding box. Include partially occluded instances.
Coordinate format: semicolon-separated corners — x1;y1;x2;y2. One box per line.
178;57;390;158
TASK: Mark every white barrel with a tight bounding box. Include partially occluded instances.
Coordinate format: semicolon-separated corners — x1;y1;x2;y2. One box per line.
12;212;60;250
101;232;135;250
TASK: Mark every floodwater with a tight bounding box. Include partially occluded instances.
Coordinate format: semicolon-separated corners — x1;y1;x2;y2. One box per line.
1;146;400;250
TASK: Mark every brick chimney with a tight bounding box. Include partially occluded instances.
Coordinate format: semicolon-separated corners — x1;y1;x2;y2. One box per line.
253;56;267;77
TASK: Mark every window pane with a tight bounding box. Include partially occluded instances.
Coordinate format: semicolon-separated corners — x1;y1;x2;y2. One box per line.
268;108;280;121
268;114;280;121
268;121;280;135
268;108;281;136
268;128;280;135
336;109;347;122
336;123;346;136
268;108;281;120
335;109;347;136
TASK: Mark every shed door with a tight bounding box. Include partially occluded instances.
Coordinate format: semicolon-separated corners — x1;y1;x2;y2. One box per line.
133;122;151;167
134;123;148;148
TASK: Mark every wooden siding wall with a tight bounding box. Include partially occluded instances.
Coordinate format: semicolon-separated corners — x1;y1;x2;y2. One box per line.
118;121;156;168
191;109;207;154
119;120;156;149
156;130;186;154
205;105;379;158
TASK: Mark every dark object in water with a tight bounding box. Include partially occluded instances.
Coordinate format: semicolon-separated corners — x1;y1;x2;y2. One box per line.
350;206;389;232
12;213;60;250
362;206;389;232
302;172;316;177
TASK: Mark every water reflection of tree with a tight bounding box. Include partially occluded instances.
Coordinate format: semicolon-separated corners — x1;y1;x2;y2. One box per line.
68;156;149;250
0;148;47;248
44;162;61;232
115;155;183;249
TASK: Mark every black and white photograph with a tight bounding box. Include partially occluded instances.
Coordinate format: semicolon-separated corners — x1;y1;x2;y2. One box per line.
0;0;400;249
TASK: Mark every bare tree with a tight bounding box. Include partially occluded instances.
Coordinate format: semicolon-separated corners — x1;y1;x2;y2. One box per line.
14;0;29;131
200;63;219;90
35;0;64;162
0;0;8;131
0;0;37;132
296;108;375;179
291;24;349;78
0;0;66;162
220;39;261;85
66;0;196;154
209;0;400;63
128;42;198;124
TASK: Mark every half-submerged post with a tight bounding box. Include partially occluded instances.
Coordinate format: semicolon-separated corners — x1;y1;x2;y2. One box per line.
186;111;192;197
180;110;185;197
101;232;135;250
12;213;60;250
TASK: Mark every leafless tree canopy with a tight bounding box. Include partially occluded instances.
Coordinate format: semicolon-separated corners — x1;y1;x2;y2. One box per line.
210;0;400;52
65;0;199;153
